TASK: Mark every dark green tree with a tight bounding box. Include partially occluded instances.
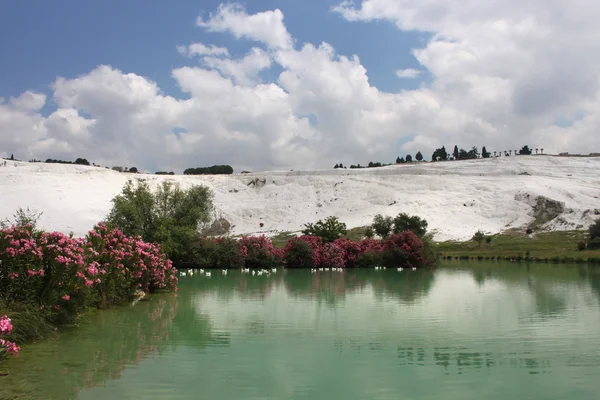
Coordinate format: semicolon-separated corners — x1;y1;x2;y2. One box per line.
472;230;485;248
590;219;600;240
432;146;448;161
453;145;459;160
372;214;393;238
482;146;491;158
415;151;423;161
334;163;339;169
406;154;413;162
105;181;214;266
184;165;234;175
392;213;428;237
519;145;532;155
302;216;347;243
396;156;401;164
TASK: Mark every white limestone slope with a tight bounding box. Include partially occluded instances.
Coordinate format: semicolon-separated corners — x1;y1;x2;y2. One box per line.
0;156;598;241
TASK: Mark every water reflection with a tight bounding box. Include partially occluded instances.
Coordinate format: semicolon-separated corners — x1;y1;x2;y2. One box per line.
0;294;179;400
1;264;600;400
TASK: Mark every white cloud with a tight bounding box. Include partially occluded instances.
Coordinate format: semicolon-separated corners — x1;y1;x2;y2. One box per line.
202;47;272;86
3;2;600;171
177;43;230;58
10;91;46;112
197;3;293;49
332;0;600;155
396;68;421;79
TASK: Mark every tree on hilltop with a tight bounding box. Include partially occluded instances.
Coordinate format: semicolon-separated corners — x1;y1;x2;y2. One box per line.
453;145;459;160
406;154;413;162
482;146;491;158
472;230;485;248
415;151;423;161
432;146;448;162
519;145;532;155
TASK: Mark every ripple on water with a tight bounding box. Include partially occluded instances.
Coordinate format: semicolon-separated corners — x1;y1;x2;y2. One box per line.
2;265;600;400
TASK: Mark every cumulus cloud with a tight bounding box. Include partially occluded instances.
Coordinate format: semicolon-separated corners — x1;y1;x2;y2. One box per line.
2;2;600;171
396;69;421;79
203;47;272;86
177;43;230;58
333;0;600;154
10;91;46;112
197;3;293;50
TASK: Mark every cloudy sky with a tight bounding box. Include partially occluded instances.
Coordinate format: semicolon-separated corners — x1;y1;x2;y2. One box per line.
1;0;598;172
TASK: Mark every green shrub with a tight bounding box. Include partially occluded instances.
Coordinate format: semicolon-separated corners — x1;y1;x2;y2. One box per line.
188;237;244;269
589;219;600;240
392;213;428;237
105;180;213;267
0;207;43;230
355;251;383;268
472;230;485;247
371;214;393;238
302;216;347;243
577;240;586;251
283;239;314;269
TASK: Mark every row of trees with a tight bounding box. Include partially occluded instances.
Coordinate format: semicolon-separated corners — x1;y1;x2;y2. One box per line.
430;145;542;162
183;165;234;175
337;144;542;170
44;158;91;166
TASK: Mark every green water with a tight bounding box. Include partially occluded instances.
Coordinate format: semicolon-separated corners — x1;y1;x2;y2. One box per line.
2;263;600;399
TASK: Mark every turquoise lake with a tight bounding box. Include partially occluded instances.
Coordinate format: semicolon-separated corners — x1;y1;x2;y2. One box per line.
2;263;600;399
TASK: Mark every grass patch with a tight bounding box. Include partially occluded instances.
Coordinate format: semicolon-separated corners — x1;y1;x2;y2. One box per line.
0;302;56;344
271;231;298;248
345;226;369;241
436;230;600;261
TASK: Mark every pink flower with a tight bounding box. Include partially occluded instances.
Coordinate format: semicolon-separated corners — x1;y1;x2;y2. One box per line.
62;295;70;301
0;315;13;335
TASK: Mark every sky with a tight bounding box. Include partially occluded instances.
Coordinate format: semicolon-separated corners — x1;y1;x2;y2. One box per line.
1;0;599;172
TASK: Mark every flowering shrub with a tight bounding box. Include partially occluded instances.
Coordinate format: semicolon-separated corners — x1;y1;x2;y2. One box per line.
318;242;345;269
381;231;425;269
283;238;315;269
239;235;282;269
0;315;20;359
0;223;178;330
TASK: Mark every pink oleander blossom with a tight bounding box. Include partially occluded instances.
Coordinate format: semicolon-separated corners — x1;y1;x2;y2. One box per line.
0;316;13;335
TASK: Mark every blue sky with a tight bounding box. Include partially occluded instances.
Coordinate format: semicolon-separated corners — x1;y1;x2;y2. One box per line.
0;0;597;171
0;0;427;105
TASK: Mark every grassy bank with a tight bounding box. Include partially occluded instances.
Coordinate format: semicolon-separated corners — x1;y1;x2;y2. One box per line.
436;230;600;263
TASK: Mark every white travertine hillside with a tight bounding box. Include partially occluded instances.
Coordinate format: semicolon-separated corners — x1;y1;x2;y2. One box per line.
0;156;598;241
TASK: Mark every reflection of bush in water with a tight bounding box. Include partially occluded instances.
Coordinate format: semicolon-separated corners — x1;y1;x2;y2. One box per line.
184;274;280;302
466;265;595;318
283;271;435;305
0;295;178;400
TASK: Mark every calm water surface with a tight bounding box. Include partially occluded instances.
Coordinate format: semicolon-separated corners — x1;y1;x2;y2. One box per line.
2;263;600;399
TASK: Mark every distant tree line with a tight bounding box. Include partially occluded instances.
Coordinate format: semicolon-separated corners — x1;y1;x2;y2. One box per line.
45;158;91;166
155;171;175;175
429;144;536;162
183;165;234;175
